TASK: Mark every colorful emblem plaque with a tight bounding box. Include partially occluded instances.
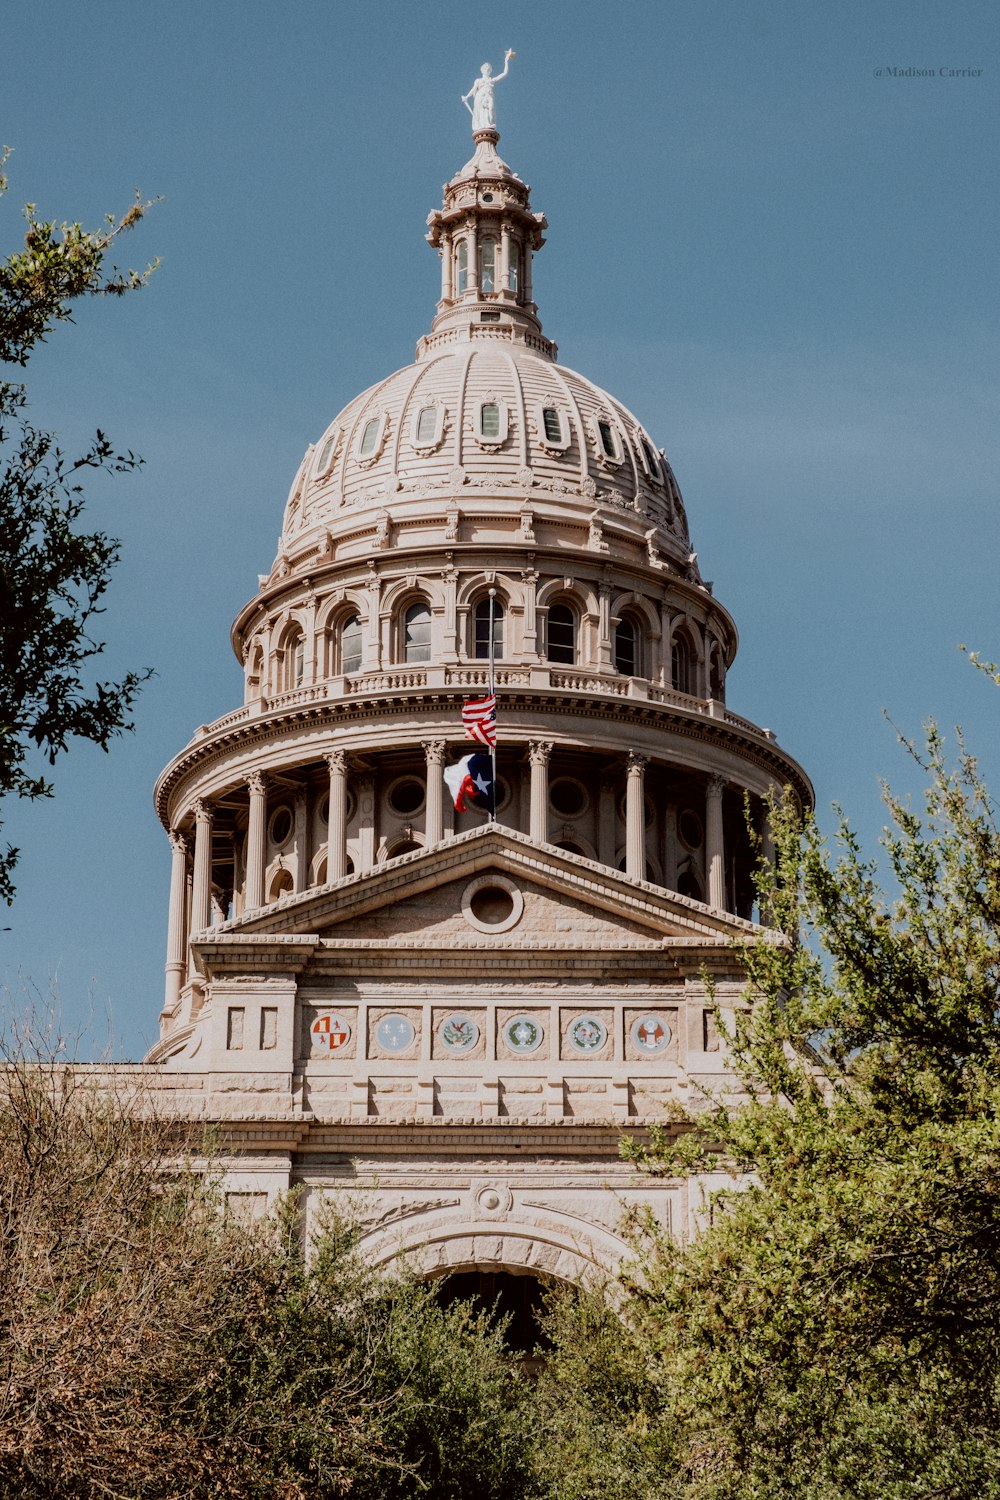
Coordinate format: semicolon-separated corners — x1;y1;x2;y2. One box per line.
375;1012;416;1053
631;1014;671;1053
310;1012;351;1052
568;1014;607;1053
503;1014;543;1054
440;1013;480;1054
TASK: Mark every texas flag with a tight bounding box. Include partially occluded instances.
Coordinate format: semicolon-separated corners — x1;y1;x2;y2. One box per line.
443;752;495;815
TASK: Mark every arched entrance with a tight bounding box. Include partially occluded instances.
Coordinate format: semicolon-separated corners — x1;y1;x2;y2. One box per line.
434;1268;551;1357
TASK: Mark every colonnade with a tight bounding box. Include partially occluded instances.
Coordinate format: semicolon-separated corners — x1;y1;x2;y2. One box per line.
162;746;741;1016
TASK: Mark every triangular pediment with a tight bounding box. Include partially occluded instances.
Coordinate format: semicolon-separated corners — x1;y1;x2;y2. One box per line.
208;825;760;951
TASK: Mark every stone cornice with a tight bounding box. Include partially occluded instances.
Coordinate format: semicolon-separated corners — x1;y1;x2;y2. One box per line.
154;683;811;827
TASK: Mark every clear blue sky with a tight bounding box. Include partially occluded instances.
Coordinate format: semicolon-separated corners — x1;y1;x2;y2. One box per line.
3;0;997;1059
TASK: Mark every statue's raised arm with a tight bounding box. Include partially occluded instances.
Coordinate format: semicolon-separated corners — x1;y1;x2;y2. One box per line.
461;51;516;133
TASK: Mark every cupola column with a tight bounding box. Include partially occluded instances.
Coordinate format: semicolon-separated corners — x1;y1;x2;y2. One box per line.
423;740;447;846
500;222;511;294
441;231;453;304
467;217;479;294
246;772;268;909
625;753;647;881
164;831;189;1014
528;741;552;843
706;776;726;909
325;751;348;881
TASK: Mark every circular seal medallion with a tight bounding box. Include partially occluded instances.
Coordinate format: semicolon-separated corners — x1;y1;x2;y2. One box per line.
568;1014;608;1054
440;1013;480;1054
503;1014;543;1054
631;1014;671;1054
375;1013;416;1053
311;1012;351;1052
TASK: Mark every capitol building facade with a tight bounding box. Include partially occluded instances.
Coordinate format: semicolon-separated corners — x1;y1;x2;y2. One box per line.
145;101;810;1300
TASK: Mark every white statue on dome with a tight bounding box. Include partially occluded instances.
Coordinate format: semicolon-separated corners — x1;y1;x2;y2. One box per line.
462;51;515;132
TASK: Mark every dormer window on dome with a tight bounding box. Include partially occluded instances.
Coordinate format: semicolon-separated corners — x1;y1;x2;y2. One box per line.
412;402;446;450
356;413;389;466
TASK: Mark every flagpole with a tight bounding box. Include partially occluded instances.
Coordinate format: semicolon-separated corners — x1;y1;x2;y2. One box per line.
488;587;497;823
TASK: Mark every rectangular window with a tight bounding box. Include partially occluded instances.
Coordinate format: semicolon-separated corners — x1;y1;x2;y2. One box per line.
259;1007;277;1050
480;403;500;438
598;420;617;458
359;418;380;457
416;405;437;443
543;407;563;443
227;1007;245;1050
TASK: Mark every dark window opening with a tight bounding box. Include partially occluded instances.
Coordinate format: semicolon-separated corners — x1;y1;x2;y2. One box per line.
435;1270;550;1358
547;604;576;665
474;597;504;659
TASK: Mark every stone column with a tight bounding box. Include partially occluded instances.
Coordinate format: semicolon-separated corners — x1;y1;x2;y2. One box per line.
325;751;348;881
706;775;726;910
500;222;511;292
528;741;552;844
423;740;447;847
191;800;213;934
524;241;533;304
759;801;777;926
246;771;268;909
625;753;647;881
468;218;479;293
164;831;188;1014
293;790;309;891
441;230;453;302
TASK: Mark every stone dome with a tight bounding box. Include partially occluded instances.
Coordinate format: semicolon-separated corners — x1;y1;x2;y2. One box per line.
279;344;691;572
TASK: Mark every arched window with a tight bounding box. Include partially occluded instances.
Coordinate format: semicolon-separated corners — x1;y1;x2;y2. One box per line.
671;634;693;695
508;242;520;295
614;616;641;676
283;631;305;690
403;601;432;663
359;418;380;458
479;237;497;293
474;597;504;660
456;239;468;295
480;402;500;439
547;603;576;665
340;614;362;675
416;405;437;444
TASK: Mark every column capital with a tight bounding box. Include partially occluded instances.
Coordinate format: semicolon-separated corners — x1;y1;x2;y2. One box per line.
528;740;553;766
422;739;448;767
626;751;647;776
193;797;213;824
706;774;726;801
325;749;348;776
247;770;268;798
168;829;188;857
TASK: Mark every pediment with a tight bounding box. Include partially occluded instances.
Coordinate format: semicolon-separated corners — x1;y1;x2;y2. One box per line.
212;824;758;950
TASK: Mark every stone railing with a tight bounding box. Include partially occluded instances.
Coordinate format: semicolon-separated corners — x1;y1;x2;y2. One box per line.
198;667;777;747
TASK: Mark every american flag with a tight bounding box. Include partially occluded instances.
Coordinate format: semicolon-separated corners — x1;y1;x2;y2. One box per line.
462;693;497;747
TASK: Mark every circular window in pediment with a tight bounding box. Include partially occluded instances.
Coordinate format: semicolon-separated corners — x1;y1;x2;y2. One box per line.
461;874;524;934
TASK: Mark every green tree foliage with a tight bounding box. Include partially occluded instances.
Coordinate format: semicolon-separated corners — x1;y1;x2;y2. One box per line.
0;154;155;903
0;1014;537;1499
536;714;1000;1500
